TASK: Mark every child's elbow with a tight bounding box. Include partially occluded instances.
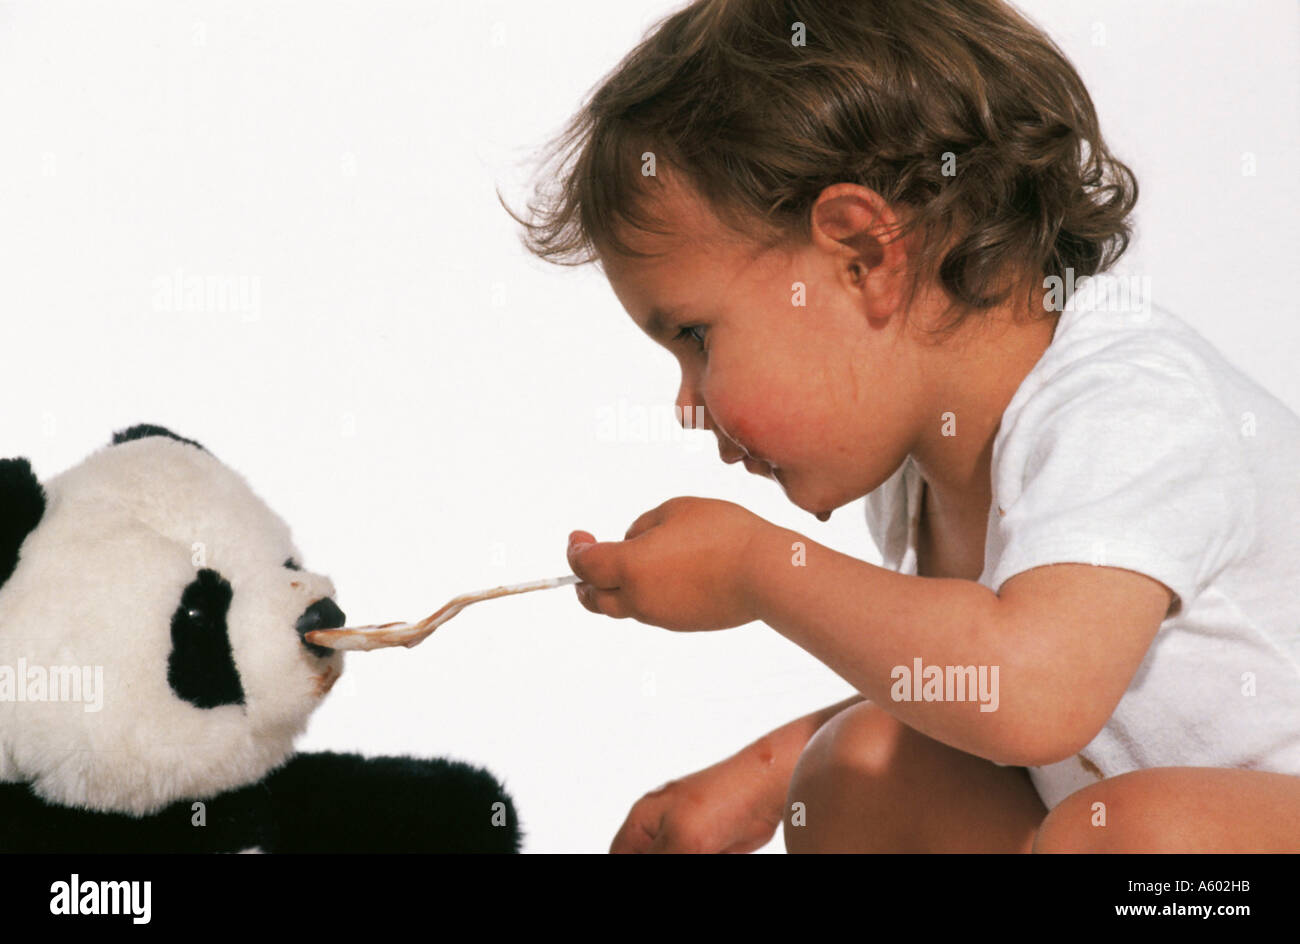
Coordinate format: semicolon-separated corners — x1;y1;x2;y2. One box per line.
984;709;1106;769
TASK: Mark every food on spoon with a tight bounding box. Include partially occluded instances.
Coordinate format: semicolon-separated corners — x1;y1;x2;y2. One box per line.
306;574;581;651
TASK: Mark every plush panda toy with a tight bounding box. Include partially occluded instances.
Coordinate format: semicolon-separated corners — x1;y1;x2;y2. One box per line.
0;424;521;852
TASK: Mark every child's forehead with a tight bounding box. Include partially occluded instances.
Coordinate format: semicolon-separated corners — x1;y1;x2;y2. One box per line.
607;174;760;258
600;230;748;299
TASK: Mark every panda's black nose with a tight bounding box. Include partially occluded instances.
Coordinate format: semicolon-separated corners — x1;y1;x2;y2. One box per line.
296;598;346;657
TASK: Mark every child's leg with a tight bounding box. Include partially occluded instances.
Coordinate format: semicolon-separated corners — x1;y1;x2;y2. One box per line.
783;700;1046;853
1033;767;1300;853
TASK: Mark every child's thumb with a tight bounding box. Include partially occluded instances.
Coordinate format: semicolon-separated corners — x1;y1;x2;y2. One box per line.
567;529;596;548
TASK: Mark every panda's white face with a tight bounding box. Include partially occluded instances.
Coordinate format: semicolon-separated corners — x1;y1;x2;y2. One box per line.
0;431;345;816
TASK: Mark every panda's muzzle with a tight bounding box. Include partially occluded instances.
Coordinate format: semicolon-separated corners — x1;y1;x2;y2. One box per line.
295;598;347;658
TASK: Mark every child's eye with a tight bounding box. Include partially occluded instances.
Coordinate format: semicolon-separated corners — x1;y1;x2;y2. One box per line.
673;324;708;351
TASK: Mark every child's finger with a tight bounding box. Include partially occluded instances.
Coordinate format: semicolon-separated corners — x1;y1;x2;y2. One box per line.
567;535;623;588
576;582;630;619
609;809;659;854
573;580;598;614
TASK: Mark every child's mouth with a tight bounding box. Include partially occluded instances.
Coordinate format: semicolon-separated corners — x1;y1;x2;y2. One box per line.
742;456;774;478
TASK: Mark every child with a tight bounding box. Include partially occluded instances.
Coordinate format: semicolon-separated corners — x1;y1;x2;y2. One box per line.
509;0;1300;852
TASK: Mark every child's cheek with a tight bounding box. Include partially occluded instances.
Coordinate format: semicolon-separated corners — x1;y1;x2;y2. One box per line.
706;379;803;462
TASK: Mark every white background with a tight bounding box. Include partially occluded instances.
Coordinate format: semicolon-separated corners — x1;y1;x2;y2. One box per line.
1;0;1296;853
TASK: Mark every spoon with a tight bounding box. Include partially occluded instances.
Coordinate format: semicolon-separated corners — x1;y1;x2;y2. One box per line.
305;574;581;651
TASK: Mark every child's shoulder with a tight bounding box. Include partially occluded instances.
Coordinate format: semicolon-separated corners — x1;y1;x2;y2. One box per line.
983;283;1300;607
1000;282;1300;453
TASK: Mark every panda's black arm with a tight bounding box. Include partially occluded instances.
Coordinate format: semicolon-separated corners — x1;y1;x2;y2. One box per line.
0;781;276;853
262;751;523;853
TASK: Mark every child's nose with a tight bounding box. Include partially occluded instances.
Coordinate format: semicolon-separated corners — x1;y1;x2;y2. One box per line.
675;392;709;432
678;404;708;431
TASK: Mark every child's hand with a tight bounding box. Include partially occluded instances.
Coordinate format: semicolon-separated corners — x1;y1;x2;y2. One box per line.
567;496;770;630
609;743;787;853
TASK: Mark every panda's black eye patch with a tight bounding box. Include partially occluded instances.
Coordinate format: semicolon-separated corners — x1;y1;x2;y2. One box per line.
168;568;244;710
283;558;301;571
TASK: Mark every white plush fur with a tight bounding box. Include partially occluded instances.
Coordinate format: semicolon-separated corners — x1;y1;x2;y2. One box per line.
0;436;344;816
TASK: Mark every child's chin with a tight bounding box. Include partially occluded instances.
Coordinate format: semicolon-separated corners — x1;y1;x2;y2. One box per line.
779;473;837;520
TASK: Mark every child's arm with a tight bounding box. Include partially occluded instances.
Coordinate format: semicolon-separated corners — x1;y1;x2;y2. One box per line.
745;521;1174;767
567;496;1171;766
610;693;866;853
749;692;868;774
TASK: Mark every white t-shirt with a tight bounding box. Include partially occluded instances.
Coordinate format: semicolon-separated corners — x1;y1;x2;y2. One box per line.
865;288;1300;810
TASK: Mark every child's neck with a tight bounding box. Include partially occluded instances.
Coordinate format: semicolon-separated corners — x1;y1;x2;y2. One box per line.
909;298;1060;526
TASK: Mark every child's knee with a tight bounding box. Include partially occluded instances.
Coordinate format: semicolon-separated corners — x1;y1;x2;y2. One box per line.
1032;771;1176;853
1031;787;1100;853
783;701;905;850
793;700;906;787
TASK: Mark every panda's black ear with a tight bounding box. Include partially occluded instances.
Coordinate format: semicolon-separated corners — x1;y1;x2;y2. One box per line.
111;424;206;452
0;458;46;592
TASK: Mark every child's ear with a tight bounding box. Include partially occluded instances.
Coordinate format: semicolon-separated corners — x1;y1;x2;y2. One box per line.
808;183;909;317
0;457;46;591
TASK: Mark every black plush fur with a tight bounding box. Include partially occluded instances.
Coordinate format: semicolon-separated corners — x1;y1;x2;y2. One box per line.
0;780;276;853
110;423;206;452
0;752;522;853
263;752;523;853
167;568;244;709
0;457;45;592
